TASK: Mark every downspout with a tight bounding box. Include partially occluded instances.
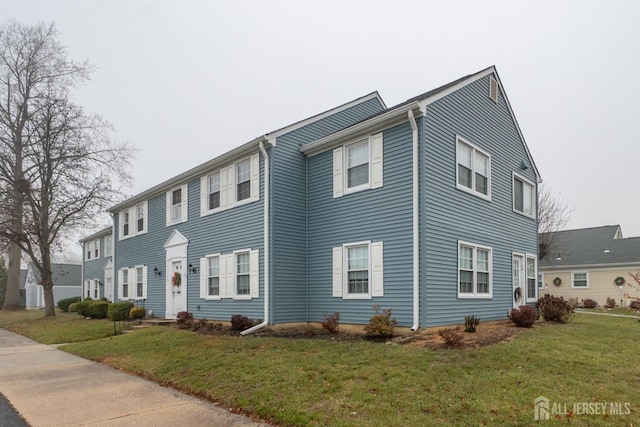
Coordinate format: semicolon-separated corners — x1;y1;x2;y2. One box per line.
242;140;270;335
408;110;419;331
110;212;116;302
80;242;85;301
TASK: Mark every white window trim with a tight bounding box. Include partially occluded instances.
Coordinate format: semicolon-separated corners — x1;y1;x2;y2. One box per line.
455;136;491;201
512;172;536;219
457;240;493;299
232;248;259;300
104;235;112;257
571;271;589;289
166;184;188;226
85;239;100;261
199;154;260;217
526;254;537;303
333;133;383;198
332;240;384;300
489;76;498;103
118;201;148;240
200;253;222;300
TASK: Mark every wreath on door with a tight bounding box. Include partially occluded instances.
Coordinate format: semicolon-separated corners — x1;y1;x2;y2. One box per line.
514;287;522;303
171;271;182;287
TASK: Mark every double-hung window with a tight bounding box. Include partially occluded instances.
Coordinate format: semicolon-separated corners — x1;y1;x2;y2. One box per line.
207;256;220;297
526;256;537;301
119;201;148;240
346;139;369;191
333;133;383;198
104;235;112;257
123;212;130;237
458;242;492;298
93;240;100;258
171;189;182;223
332;241;383;299
456;137;490;199
121;268;129;299
513;174;536;218
136;266;144;298
136;203;145;232
572;272;588;288
236;159;251;202
166;185;188;225
199;250;258;299
347;243;369;295
235;251;251;296
208;172;221;210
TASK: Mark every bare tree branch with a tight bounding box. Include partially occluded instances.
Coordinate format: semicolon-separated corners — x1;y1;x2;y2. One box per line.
538;183;573;260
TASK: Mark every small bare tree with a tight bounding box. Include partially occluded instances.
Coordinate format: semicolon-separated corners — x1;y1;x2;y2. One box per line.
538;184;572;260
0;21;131;315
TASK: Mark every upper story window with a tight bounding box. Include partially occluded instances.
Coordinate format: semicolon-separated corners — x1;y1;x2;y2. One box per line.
85;239;100;261
513;173;536;218
458;241;492;298
199;154;260;217
104;235;112;257
456;137;491;200
166;184;188;226
333;133;383;198
118;201;148;240
93;239;100;258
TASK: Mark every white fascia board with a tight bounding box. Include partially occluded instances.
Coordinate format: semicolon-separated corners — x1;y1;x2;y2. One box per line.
108;135;270;213
301;102;422;157
79;226;112;243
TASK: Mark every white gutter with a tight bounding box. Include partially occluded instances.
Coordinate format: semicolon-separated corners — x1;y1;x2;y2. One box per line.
110;212;116;301
241;140;271;335
408;110;419;331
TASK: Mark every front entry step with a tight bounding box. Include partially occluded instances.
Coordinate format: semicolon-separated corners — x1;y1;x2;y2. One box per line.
140;318;177;327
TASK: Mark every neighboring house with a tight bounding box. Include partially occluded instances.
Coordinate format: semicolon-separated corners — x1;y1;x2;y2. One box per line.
80;227;114;301
538;225;640;306
95;66;539;329
25;263;82;309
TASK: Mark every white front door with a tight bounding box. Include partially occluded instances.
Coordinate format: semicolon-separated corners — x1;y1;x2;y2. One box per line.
512;254;525;308
167;259;186;318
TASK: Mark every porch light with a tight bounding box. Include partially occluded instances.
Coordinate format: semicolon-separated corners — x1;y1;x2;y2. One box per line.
153;267;162;277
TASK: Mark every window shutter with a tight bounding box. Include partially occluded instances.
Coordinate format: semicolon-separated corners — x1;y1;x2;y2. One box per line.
142;266;148;299
332;246;343;297
226;254;235;298
250;249;259;298
219;255;228;298
226;165;235;209
118;212;124;240
181;184;188;222
220;168;228;210
199;257;207;298
333;147;343;198
371;241;384;297
129;268;136;299
250;153;260;202
165;192;171;226
371;133;383;189
142;202;148;233
117;269;123;300
200;176;207;216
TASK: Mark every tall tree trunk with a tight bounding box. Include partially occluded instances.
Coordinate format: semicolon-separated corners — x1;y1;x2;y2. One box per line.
2;242;22;310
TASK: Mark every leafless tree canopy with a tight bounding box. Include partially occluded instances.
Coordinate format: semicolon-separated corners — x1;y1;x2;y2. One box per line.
0;20;132;315
538;184;572;260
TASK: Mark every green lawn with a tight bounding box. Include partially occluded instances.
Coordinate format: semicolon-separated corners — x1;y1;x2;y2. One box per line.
1;311;638;425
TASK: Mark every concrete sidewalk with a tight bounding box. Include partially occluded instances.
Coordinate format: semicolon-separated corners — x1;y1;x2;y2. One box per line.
0;328;268;427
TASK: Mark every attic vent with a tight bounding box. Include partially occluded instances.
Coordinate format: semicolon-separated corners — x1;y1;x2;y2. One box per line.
489;77;498;103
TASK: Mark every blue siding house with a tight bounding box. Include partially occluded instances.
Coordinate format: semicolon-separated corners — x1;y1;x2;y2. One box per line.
86;66;539;331
79;227;113;301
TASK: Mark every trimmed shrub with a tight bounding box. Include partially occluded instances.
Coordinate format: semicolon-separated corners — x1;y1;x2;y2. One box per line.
510;306;537;327
108;302;134;321
439;327;464;347
129;307;146;319
364;306;397;338
464;315;480;333
231;314;256;331
605;297;616;308
57;296;81;312
536;294;574;323
87;300;109;319
75;300;93;316
321;312;340;334
583;299;598;309
68;302;78;313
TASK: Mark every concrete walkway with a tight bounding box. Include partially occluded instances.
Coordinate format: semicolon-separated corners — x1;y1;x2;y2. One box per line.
575;309;640;319
0;328;268;427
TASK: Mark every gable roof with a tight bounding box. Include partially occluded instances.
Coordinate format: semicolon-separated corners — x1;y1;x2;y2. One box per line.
79;226;112;243
539;225;640;269
300;66;541;181
108;92;385;213
27;263;82;287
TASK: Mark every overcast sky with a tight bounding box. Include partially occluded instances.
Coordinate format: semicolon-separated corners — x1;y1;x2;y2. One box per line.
4;0;640;238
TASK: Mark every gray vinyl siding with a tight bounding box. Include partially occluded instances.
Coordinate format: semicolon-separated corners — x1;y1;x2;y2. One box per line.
421;74;538;327
115;153;265;321
307;121;414;327
82;236;110;299
271;97;386;324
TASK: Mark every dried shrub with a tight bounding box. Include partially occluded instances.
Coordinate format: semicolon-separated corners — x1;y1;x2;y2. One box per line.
583;299;598;309
231;314;257;331
176;311;194;328
568;297;580;307
129;307;146;319
321;312;340;334
438;327;464;347
536;294;574;323
509;306;537;328
364;306;397;338
605;297;616;308
464;315;480;333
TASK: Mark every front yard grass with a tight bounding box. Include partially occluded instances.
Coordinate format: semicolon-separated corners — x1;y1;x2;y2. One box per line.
1;311;638;425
